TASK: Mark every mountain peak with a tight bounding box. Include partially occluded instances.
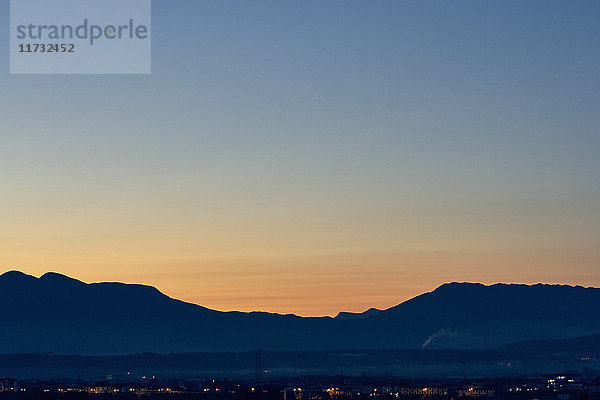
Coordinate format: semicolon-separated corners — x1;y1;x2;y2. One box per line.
433;282;583;293
40;271;84;283
0;270;38;284
0;270;29;279
0;270;87;287
437;282;485;288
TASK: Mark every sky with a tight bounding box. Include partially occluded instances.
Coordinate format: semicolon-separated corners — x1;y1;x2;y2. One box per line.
1;0;599;316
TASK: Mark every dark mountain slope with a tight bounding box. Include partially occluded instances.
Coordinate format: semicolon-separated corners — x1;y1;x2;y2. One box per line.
502;332;600;356
335;308;381;320
1;271;598;354
354;282;600;349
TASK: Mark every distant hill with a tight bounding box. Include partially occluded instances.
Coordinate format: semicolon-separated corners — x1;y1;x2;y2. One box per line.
361;282;600;349
335;308;381;320
0;271;599;354
502;332;600;356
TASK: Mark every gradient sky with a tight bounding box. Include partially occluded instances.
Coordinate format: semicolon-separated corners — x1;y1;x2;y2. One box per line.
1;0;599;316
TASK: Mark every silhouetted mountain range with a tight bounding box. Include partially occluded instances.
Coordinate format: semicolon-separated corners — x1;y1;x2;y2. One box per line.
1;271;599;355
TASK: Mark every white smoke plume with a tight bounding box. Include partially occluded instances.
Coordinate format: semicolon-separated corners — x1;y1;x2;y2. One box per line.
421;327;461;349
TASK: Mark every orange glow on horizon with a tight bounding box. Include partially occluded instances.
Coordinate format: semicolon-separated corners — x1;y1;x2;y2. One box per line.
3;244;598;317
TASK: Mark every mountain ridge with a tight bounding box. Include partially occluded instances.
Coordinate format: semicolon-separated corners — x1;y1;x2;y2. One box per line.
1;270;599;354
5;270;595;317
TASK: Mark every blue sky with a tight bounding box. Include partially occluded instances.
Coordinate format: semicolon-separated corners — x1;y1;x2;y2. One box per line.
1;0;599;315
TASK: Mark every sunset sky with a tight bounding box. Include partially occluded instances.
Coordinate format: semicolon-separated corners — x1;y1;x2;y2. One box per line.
1;0;599;316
